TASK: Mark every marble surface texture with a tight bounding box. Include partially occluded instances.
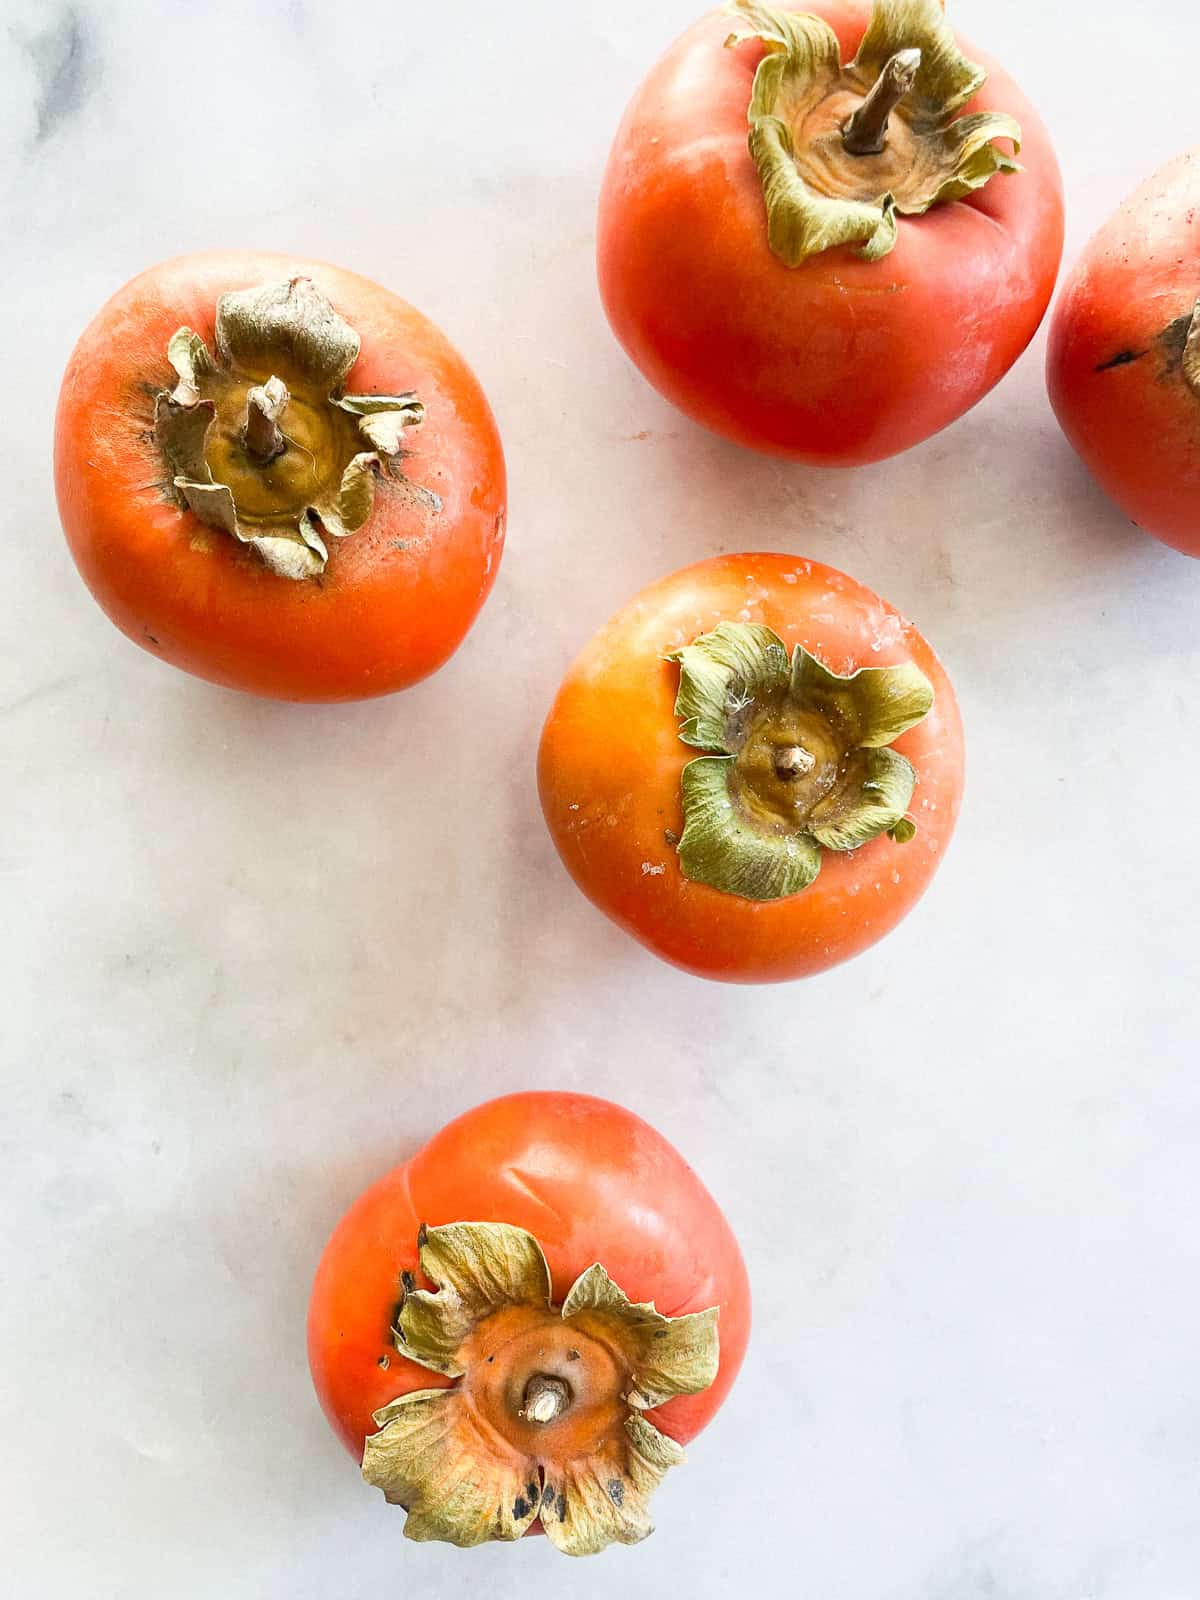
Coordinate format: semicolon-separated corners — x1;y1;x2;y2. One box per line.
4;2;1200;1596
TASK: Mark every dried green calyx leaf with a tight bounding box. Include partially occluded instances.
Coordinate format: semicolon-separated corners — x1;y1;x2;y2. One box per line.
152;277;437;581
396;1222;553;1377
669;621;933;899
726;0;1021;264
362;1220;721;1557
562;1263;720;1409
1182;300;1200;400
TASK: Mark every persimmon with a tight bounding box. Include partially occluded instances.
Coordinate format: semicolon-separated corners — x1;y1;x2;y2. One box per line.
597;0;1063;465
538;553;963;983
1046;149;1200;558
307;1092;749;1556
54;252;505;701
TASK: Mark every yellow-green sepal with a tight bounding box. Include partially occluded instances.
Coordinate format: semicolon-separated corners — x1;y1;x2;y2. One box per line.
806;745;917;850
727;0;1022;266
748;117;900;265
791;647;933;745
670;621;933;900
679;755;825;899
669;620;789;749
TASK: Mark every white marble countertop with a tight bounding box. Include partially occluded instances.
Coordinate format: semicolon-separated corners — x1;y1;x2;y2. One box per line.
4;2;1200;1596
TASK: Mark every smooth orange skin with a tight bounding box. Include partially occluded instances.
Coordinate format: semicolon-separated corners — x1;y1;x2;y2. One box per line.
597;0;1064;466
1046;149;1200;558
538;554;964;984
54;252;506;701
307;1091;750;1460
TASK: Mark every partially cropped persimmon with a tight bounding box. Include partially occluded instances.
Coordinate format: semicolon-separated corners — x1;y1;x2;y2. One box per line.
1047;149;1200;557
308;1092;749;1556
54;252;505;701
539;553;964;983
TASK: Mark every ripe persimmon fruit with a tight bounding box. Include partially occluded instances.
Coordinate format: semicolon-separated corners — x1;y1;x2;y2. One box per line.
55;252;505;701
307;1092;749;1555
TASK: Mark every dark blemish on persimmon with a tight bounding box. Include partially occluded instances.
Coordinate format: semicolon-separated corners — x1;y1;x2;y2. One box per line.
607;1479;625;1507
1095;349;1145;371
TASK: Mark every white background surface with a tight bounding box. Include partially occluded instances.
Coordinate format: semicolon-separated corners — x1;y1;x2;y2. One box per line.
4;2;1200;1596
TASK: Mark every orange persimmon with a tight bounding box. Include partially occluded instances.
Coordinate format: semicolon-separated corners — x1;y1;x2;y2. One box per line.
55;252;505;701
597;0;1063;465
1047;149;1200;557
539;553;964;983
307;1092;749;1556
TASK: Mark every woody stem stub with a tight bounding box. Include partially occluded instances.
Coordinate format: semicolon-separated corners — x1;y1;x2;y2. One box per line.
243;377;289;465
774;745;816;780
842;47;922;155
520;1375;572;1425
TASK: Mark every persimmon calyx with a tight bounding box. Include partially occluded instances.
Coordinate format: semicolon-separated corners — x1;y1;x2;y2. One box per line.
725;0;1021;265
152;277;436;581
668;621;932;900
1180;300;1200;400
361;1221;720;1557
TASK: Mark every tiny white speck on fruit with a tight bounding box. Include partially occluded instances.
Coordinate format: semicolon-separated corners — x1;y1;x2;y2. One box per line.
641;862;666;876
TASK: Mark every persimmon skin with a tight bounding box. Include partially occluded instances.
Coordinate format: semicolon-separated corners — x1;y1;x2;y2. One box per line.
307;1091;750;1459
1046;149;1200;558
597;0;1064;466
538;554;964;984
54;252;506;701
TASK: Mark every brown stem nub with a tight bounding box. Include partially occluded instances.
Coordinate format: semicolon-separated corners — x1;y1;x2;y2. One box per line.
243;376;289;465
519;1375;572;1425
775;745;816;780
841;47;922;156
